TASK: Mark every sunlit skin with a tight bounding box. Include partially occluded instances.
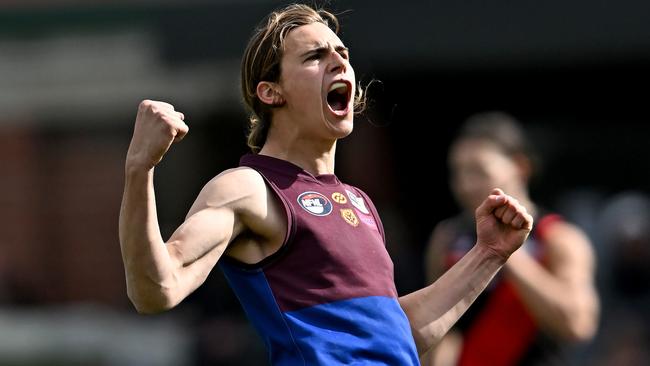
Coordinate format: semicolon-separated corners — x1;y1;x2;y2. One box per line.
258;22;355;175
120;14;536;361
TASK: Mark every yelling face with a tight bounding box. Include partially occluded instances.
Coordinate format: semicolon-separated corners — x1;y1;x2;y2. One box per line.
274;22;356;142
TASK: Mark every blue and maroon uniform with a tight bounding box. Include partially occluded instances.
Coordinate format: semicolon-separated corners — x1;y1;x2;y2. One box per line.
219;154;419;365
441;213;567;366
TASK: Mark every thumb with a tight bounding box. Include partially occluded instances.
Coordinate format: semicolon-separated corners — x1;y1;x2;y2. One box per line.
475;188;506;218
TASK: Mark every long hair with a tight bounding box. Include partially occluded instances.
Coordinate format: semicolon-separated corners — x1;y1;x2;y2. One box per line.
240;4;365;153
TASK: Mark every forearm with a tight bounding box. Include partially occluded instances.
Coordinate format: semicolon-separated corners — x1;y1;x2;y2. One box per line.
504;254;598;341
119;167;179;313
399;245;505;355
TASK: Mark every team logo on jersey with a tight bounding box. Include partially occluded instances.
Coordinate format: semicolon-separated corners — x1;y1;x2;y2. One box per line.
340;208;359;227
331;192;347;204
345;189;369;214
297;191;332;216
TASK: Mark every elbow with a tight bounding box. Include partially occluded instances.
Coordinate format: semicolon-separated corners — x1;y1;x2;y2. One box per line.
126;283;179;315
554;304;599;343
559;321;597;344
398;296;448;356
563;312;598;343
124;266;184;314
130;298;173;315
409;322;447;356
410;328;429;356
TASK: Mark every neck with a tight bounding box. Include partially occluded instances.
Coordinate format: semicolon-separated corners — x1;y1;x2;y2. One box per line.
259;123;337;176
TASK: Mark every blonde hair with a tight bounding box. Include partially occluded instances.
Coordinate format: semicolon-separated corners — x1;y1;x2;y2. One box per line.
240;4;365;153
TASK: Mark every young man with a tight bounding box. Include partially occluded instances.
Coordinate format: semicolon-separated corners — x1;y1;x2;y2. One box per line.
423;112;599;365
119;4;533;365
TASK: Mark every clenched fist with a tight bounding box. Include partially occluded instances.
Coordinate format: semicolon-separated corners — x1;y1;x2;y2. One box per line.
126;100;189;171
475;188;534;260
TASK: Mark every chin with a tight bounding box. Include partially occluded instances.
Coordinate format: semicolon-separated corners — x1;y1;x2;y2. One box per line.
321;108;353;136
328;116;354;139
337;125;354;139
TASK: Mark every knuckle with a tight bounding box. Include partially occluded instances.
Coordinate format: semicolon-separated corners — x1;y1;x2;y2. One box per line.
138;99;152;111
152;105;163;116
154;107;172;120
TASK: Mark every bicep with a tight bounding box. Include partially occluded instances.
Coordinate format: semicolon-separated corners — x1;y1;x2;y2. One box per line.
164;168;265;288
166;204;242;269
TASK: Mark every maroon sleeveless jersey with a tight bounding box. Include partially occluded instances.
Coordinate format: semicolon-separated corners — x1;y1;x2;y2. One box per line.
218;154;419;365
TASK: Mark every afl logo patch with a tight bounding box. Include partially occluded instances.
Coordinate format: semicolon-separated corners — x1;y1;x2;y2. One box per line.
297;191;332;216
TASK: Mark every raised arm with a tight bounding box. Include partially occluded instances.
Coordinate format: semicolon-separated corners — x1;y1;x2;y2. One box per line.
503;221;599;341
119;100;266;314
399;188;533;356
420;222;464;366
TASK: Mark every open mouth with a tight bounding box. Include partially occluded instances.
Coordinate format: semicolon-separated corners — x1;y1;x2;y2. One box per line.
326;81;351;114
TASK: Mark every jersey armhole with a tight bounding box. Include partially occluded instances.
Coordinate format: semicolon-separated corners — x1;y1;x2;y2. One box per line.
220;168;297;271
533;213;563;243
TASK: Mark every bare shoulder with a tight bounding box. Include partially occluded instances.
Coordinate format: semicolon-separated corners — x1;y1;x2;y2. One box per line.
542;220;595;269
190;166;285;244
188;166;286;262
187;167;268;218
543;220;593;251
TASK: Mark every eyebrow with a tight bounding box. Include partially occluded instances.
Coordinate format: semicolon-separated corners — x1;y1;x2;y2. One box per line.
300;45;349;58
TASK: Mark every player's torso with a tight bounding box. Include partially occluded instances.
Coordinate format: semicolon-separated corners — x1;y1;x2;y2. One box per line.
219;154;420;366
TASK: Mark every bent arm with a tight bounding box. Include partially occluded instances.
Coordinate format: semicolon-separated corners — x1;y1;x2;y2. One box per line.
419;222;465;366
400;244;504;355
503;222;599;342
119;167;177;313
119;167;256;314
401;189;533;356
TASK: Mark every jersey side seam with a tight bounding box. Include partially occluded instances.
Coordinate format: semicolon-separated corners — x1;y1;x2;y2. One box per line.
260;272;307;366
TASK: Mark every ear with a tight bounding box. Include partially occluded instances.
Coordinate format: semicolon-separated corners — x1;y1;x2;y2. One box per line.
256;81;285;106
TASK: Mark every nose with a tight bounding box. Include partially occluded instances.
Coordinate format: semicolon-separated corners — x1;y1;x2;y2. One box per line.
328;50;347;74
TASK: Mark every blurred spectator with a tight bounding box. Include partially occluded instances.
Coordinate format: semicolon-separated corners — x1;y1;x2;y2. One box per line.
423;112;599;366
597;192;650;304
587;192;650;365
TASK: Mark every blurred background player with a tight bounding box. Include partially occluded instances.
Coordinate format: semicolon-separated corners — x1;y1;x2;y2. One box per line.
422;112;599;366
